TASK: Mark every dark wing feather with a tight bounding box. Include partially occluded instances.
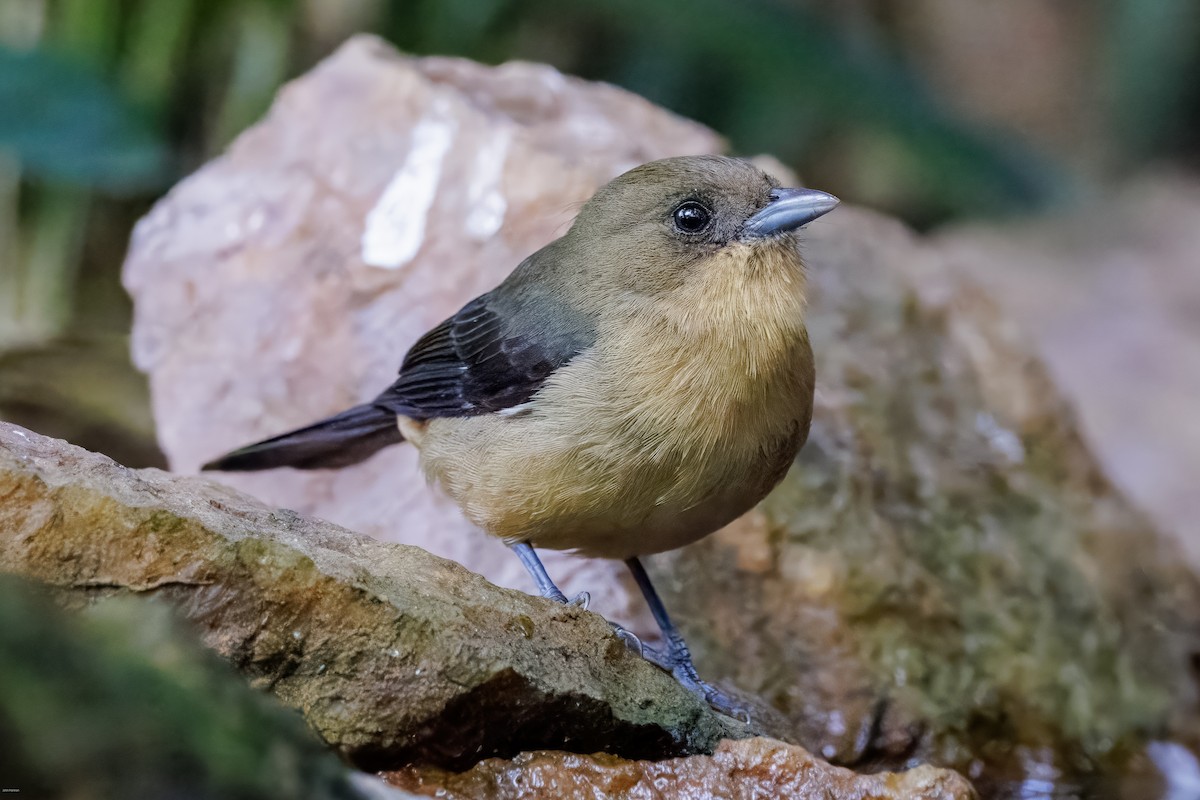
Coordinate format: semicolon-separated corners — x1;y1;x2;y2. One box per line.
202;255;590;472
372;292;587;419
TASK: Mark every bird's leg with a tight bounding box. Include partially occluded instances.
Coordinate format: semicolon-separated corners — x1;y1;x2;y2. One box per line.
510;541;580;605
508;542;642;652
625;556;749;722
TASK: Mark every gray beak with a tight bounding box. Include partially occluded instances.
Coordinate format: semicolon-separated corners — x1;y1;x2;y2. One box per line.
742;188;840;238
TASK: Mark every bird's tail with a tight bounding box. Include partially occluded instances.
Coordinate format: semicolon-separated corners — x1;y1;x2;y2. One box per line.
202;403;403;472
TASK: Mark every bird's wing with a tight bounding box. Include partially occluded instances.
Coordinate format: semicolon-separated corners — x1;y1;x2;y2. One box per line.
372;291;590;419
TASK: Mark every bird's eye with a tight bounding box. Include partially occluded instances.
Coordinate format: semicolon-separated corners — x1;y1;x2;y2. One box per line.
672;201;712;234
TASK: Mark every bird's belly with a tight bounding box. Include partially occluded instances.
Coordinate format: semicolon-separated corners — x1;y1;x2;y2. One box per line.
544;468;776;558
411;405;804;560
408;315;813;560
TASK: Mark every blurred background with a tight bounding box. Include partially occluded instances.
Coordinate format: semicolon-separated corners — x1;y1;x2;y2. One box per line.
0;0;1198;545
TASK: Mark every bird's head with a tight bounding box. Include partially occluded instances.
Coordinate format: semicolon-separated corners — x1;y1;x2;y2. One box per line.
563;155;838;298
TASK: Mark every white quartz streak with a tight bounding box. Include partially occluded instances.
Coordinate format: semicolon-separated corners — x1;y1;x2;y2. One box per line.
465;126;511;240
361;101;457;269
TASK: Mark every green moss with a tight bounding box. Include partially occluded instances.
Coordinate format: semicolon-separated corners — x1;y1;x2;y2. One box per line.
761;424;1174;768
0;575;364;799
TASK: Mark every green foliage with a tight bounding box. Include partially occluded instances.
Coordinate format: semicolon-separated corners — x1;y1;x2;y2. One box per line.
0;46;166;190
551;0;1064;218
1102;0;1200;159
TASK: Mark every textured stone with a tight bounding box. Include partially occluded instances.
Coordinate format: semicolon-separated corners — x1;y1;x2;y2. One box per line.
120;35;1200;789
0;422;747;770
384;737;976;800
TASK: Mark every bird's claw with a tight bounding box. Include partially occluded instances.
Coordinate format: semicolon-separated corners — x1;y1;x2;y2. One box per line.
609;623;644;656
675;669;752;723
641;643;752;722
539;587;589;609
716;694;753;725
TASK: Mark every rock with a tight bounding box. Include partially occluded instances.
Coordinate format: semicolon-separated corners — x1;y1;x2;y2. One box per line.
934;175;1200;566
0;422;747;770
384;737;977;800
0;574;411;800
120;35;1200;789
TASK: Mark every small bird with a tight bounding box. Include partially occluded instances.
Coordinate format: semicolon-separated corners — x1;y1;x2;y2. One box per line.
204;155;838;716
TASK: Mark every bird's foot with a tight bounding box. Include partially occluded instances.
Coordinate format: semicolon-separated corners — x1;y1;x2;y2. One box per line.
544;586;639;652
619;557;753;723
644;639;752;724
609;623;644;656
673;664;751;723
540;587;591;610
513;543;591;610
539;586;570;604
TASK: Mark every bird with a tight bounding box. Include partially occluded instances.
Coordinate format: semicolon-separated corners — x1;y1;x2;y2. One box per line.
203;155;839;717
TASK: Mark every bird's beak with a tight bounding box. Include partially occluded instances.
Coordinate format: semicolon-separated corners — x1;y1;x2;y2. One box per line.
742;188;840;238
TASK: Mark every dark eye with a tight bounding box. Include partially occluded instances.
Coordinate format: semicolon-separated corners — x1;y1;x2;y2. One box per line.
672;201;712;234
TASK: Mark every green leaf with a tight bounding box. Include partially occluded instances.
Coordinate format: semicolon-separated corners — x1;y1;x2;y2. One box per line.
0;46;168;191
1102;0;1200;159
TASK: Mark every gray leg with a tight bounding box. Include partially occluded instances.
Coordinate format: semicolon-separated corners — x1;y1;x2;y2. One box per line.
509;541;588;609
509;542;649;652
510;541;570;603
626;557;748;721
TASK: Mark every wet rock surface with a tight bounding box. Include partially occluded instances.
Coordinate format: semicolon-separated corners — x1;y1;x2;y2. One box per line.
120;35;1200;793
384;737;977;800
0;422;747;770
